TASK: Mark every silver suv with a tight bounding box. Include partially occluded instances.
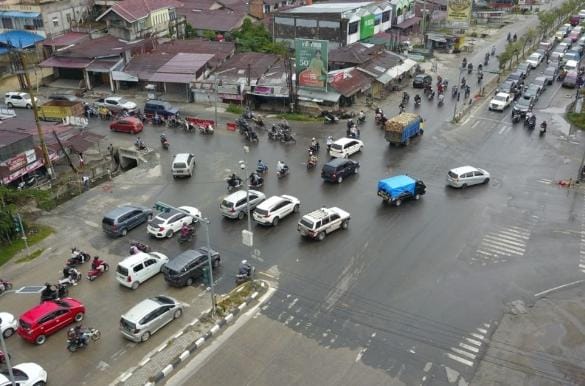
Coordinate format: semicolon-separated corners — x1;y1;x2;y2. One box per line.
119;295;183;342
220;190;265;220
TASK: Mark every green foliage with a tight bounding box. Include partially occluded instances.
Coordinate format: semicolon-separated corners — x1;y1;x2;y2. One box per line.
202;30;216;41
185;23;196;38
232;19;287;55
226;104;244;115
566;112;585;130
0;225;53;267
0;186;53;242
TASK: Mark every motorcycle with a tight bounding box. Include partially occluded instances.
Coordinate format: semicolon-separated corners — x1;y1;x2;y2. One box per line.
249;176;264;189
414;97;421;107
59;267;82;288
402;92;410;105
527;119;536;130
427;91;435;101
178;226;194;243
0;279;12;295
160;135;169;150
67;327;101;352
438;93;445;106
251;115;264;128
323;112;339;124
540;122;547;136
40;283;68;303
245;130;259;143
17;174;37;190
452;85;458;98
281;132;296;144
87;263;109;281
226;177;243;192
306;153;318;169
511;110;521;124
277;167;289;179
129;241;151;254
357;115;366;125
67;248;90;267
467;63;473;74
235;265;255;285
199;124;214;135
484;53;489;66
309;143;320;154
256;163;268;175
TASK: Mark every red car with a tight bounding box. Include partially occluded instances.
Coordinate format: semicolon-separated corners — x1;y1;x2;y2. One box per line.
17;298;85;345
110;117;143;134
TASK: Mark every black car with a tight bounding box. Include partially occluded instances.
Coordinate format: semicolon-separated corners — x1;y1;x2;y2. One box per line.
321;158;359;183
512;95;535;116
162;248;221;287
497;80;519;97
543;66;559;85
412;74;432;88
49;94;81;102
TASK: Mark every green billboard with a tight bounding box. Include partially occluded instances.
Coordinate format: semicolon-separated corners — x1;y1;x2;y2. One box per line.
360;14;375;40
294;38;328;91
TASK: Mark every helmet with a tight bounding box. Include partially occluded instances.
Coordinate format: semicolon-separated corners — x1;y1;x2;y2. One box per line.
312;137;315;141
241;260;247;265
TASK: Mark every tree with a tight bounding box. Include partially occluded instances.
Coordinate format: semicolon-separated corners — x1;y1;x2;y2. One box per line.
185;23;196;38
232;18;288;55
202;30;216;41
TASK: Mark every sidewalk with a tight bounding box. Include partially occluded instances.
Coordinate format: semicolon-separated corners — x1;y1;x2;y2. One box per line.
472;283;585;385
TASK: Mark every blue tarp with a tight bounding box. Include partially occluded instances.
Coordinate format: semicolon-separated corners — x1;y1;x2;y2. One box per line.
0;30;44;49
0;11;40;18
378;175;416;198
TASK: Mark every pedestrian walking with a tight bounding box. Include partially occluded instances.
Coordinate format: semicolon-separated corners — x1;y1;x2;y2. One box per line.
82;176;90;191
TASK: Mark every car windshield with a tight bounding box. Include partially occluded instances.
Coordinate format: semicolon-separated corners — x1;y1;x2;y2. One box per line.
299;218;315;229
322;165;336;173
149;217;165;227
120;318;136;331
330;144;342;150
544;68;556;76
173;162;187;169
220;200;232;208
494;95;507;102
518;98;531;107
153;296;174;305
529;54;539;59
447;171;459;178
118;98;128;104
255;208;269;216
18;319;31;329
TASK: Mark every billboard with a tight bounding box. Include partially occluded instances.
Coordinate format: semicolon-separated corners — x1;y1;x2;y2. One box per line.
447;0;472;22
360;14;375;40
295;39;328;91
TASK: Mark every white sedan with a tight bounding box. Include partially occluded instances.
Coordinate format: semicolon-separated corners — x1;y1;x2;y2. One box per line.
0;363;47;386
253;195;300;226
0;312;17;338
526;53;543;68
147;206;201;238
329;138;364;158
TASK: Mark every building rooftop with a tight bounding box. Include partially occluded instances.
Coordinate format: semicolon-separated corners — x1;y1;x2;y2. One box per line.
0;30;44;49
329;43;382;65
97;0;182;23
176;2;246;32
212;52;279;84
329;68;372;97
150;52;214;83
280;2;374;14
56;34;152;59
357;50;403;79
42;32;89;48
0;129;32;148
157;39;235;66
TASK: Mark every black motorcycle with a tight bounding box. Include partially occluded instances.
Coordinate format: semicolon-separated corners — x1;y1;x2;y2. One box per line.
40;283;68;303
67;328;101;352
511;110;521;124
226;177;243;192
236;265;255;285
67;248;90;266
249;176;264;189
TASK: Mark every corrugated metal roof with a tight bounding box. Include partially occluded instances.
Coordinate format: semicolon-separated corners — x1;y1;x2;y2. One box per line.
149;73;194;83
86;58;123;72
157;53;213;74
39;56;93;69
97;0;181;23
42;32;89;47
329;69;372;97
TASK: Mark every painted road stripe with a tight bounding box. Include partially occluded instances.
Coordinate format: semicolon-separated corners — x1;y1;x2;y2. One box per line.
483;323;490;328
507;226;531;236
479;242;514;256
480;241;523;255
490;232;528;244
447;353;474;367
459;342;480;353
483;235;527;249
451;347;477;359
179;350;190;361
476;249;496;256
161;364;173;377
498;230;530;240
466;337;483;345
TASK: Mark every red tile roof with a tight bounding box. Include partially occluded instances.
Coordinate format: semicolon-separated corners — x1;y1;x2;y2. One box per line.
42;32;89;47
98;0;182;23
329;69;372;97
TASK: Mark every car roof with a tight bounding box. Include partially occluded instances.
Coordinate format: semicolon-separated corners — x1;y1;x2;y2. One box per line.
118;252;156;267
324;157;353;167
105;205;144;218
334;137;359;145
566;59;579;66
224;189;262;202
116;117;141;123
122;297;170;321
173;153;192;162
166;249;206;269
256;195;285;210
450;166;479;175
20;298;81;321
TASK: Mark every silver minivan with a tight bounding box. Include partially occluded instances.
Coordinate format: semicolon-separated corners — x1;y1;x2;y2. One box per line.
219;190;266;220
171;153;195;178
120;295;183;342
447;166;490;188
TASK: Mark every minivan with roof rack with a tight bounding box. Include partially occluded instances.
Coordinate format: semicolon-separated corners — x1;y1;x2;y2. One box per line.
162;248;221;287
102;205;152;237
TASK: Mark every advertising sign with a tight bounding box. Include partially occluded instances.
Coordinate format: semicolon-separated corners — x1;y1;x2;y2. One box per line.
447;0;472;22
360;14;375;40
295;39;328;91
6;154;27;173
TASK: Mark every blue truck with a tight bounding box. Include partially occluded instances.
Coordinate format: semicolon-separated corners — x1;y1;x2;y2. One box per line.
384;113;423;146
377;175;427;206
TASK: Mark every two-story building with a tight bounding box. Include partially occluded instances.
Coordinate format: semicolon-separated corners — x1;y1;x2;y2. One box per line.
96;0;182;42
0;0;92;39
272;2;392;49
248;0;302;20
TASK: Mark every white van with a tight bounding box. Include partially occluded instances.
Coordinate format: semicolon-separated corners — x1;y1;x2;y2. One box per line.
171;153;195;178
116;252;169;289
565;59;579;72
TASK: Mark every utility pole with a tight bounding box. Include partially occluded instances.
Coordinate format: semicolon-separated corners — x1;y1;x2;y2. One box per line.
0;316;15;385
214;78;218;130
12;51;55;179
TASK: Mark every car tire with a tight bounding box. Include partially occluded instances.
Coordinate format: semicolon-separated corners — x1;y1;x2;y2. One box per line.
212;258;220;268
121;228;128;237
238;211;245;220
317;232;326;241
173;309;183;319
141;331;150;342
354;166;359;174
33;381;47;386
337;176;343;183
186;277;194;286
131;281;140;290
25;104;32;109
344;153;349;158
272;217;280;226
395;199;402;207
74;312;84;322
461;183;468;189
341;220;349;230
35;334;46;345
3;328;14;338
293;204;300;213
166;229;174;238
6;102;12;108
415;194;421;200
484;178;490;184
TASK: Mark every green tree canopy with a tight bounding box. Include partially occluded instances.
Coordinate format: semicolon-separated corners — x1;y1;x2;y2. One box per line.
232;19;287;55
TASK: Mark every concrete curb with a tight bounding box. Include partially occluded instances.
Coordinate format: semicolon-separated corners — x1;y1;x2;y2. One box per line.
137;281;267;386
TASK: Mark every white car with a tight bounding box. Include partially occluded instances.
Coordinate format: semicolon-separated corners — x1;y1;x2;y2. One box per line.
147;206;201;238
0;362;47;386
329;138;364;158
489;92;513;111
0;312;17;338
526;53;543;68
4;92;36;109
96;96;137;112
253;195;300;226
447;166;490;188
297;207;350;241
116;252;169;289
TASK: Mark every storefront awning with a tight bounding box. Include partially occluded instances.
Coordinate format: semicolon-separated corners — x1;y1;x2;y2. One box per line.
298;88;341;103
149;73;194;84
0;11;40;18
395;16;421;29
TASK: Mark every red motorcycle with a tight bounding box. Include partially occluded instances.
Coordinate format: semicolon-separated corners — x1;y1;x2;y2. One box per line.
87;263;109;281
0;350;11;365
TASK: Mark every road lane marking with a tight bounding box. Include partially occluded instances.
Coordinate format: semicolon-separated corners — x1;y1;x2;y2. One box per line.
472;120;480;128
466;337;483;345
451;347;476;359
534;280;585;297
459;342;480;353
483;235;527;249
447;353;474;367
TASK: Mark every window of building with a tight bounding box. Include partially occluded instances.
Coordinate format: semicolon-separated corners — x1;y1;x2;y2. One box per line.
374;15;381;25
274;3;279;9
1;17;13;30
52;17;59;27
382;11;390;22
348;21;358;35
264;4;270;13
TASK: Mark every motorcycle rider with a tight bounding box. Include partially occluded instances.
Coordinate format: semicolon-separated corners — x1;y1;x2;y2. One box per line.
358;110;365;122
491;45;496;56
249;171;262;186
308;150;318;166
130;244;140;254
41;283;56;301
72;325;89;347
414;94;421;105
257;159;267;173
239;260;252;278
540;120;547;133
399;102;405;113
134;137;145;150
227;173;241;188
276;160;288;176
326;135;334;150
180;223;192;239
160;133;168;146
346;119;354;130
310;138;320;152
92;256;106;273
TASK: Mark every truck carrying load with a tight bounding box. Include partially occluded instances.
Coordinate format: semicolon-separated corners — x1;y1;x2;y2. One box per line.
384;112;423;146
377;175;426;206
38;100;84;122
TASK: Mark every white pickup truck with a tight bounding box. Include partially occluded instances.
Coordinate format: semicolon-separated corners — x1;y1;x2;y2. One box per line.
95;96;137;113
297;207;350;241
489;92;513;112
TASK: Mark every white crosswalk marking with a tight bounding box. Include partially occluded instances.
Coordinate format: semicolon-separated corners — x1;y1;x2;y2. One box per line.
446;322;492;369
473;215;538;265
579;199;585;274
